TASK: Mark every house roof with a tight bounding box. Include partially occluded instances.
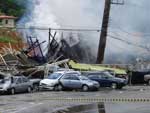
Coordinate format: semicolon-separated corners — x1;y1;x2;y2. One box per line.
0;15;17;19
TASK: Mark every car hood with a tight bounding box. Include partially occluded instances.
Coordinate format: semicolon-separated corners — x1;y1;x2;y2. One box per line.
30;79;41;83
113;77;126;82
0;82;10;89
40;79;58;85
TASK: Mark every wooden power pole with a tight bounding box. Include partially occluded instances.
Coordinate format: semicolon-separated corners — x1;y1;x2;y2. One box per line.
96;0;124;64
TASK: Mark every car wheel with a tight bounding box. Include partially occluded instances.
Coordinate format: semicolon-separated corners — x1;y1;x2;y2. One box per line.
33;84;39;92
111;83;117;89
58;84;63;91
10;88;15;95
54;84;62;91
117;86;123;89
82;85;89;91
27;86;32;93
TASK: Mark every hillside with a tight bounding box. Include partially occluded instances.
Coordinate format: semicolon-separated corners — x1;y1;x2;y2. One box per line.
0;28;25;53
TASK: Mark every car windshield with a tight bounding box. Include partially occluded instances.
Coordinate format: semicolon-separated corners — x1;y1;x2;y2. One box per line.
0;77;10;83
79;76;89;80
48;73;62;79
103;72;114;78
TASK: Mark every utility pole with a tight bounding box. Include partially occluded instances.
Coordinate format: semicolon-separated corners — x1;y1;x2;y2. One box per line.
96;0;124;64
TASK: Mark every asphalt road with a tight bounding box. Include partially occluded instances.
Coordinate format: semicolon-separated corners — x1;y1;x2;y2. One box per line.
0;85;150;113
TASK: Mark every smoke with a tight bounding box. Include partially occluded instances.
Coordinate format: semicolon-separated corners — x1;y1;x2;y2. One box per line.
18;0;150;63
18;0;104;63
104;0;150;63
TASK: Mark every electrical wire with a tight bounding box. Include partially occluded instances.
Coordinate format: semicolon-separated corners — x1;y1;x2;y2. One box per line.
109;20;150;37
107;34;150;51
0;26;101;32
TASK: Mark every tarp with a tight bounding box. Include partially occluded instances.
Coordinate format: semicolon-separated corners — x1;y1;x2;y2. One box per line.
69;60;127;74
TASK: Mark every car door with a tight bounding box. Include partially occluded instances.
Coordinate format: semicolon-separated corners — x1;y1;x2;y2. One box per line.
69;74;82;89
88;74;102;86
21;77;30;92
14;77;23;92
60;74;72;88
100;74;111;87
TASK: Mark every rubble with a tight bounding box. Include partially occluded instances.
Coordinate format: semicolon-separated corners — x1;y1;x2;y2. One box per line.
0;28;129;80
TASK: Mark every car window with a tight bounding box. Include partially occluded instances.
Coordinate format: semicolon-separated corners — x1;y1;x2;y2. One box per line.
103;72;114;78
88;75;100;79
62;74;79;80
62;74;72;80
79;76;89;80
70;75;79;80
101;74;107;78
48;73;62;79
13;77;18;83
0;77;10;83
22;77;28;82
16;78;22;84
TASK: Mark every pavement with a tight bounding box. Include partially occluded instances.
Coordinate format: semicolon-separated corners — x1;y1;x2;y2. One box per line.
0;85;150;113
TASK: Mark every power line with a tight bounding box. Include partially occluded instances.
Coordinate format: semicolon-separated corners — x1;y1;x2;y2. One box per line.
107;39;131;51
108;35;150;51
0;26;101;32
109;20;150;37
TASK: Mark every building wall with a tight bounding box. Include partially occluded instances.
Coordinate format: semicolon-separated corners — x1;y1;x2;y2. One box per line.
0;19;15;27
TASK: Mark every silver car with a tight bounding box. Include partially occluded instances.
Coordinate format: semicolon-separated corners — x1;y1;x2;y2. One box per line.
40;71;99;91
40;71;81;91
0;76;33;94
59;75;100;91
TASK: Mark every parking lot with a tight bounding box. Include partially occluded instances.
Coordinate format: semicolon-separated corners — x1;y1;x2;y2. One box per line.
1;85;150;113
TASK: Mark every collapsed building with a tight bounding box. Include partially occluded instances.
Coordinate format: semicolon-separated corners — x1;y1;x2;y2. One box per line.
0;29;87;78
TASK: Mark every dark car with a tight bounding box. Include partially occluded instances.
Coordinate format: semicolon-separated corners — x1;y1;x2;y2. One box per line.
87;71;127;89
0;76;33;94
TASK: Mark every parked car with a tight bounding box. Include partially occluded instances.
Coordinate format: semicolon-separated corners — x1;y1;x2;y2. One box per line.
0;76;33;94
15;73;42;92
59;74;99;91
40;71;80;91
87;71;127;89
40;71;99;91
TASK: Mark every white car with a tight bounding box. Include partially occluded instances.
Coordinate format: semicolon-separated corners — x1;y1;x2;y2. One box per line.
39;71;81;91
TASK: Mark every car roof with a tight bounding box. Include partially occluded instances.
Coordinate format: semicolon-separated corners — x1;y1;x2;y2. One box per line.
84;71;104;74
54;71;81;74
13;76;26;78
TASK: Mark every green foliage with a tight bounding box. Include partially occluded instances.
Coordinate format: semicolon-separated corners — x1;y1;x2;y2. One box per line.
0;0;26;18
0;36;17;43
